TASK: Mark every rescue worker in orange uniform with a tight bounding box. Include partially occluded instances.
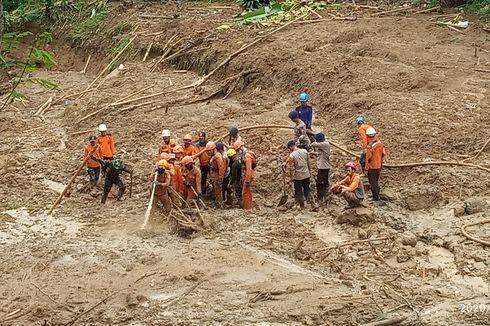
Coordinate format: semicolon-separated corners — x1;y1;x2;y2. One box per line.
182;134;199;157
181;156;202;204
96;124;116;175
356;117;379;173
196;132;210;194
167;153;182;207
365;127;385;202
84;135;102;188
170;152;184;197
234;140;256;210
331;161;365;209
150;160;172;213
158;129;176;155
207;141;225;208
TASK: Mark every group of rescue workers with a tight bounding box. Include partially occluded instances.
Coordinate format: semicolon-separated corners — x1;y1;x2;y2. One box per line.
82;92;385;212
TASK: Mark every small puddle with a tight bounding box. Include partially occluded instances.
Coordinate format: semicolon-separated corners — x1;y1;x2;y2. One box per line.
1;208;81;244
238;242;328;280
313;224;343;244
43;179;65;193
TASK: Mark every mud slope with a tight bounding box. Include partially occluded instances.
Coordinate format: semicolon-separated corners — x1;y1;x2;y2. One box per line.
0;2;489;325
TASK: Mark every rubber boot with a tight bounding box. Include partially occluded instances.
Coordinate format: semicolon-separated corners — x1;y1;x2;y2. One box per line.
101;192;109;204
116;188;124;201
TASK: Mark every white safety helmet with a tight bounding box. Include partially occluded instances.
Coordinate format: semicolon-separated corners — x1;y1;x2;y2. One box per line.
366;127;376;136
98;124;108;132
161;129;171;137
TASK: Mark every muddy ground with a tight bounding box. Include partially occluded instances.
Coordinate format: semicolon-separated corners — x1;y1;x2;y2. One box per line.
1;1;489;325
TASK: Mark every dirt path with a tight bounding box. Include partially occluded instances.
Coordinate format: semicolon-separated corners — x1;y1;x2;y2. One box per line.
1;2;489;325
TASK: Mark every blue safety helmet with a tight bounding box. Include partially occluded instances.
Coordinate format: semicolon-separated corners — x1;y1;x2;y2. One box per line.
287;140;296;148
89;135;96;142
288;110;299;119
298;93;309;102
216;142;225;150
314;132;325;142
355;117;365;124
229;127;238;136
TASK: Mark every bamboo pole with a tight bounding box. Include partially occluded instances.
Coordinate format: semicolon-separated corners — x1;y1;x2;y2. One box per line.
48;145;99;215
217;124;490;173
81;35;137;96
142;172;158;229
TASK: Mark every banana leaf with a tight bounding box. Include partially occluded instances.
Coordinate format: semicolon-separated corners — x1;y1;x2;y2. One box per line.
235;3;284;25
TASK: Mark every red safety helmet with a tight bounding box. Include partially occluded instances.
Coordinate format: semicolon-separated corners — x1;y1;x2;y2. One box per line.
233;140;244;150
181;156;193;165
345;161;357;171
205;141;216;151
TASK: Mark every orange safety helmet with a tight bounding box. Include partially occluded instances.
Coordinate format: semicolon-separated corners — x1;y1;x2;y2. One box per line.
159;153;170;161
233;140;244;150
205;141;216;151
172;145;184;154
158;159;167;168
181;156;193;165
345;161;357;171
183;134;193;141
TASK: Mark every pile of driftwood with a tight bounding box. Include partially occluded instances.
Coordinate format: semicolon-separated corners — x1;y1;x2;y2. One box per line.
167;202;204;235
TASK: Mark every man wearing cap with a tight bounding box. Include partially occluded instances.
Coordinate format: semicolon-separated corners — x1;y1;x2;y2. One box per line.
295;93;314;130
311;132;331;203
287;140;312;209
84;136;102;189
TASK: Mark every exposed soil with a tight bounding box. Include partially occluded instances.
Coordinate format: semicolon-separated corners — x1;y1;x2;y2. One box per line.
1;1;489;325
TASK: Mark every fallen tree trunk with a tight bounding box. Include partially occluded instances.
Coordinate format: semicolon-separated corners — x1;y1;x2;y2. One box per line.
218;124;490;173
359;315;409;326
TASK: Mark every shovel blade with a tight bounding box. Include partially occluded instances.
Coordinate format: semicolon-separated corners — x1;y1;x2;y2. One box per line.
278;194;288;207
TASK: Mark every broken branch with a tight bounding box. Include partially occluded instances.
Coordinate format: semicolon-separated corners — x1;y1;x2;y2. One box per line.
461;219;490;247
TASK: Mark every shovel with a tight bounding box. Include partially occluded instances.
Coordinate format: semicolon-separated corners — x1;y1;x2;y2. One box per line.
190;185;208;210
278;168;289;207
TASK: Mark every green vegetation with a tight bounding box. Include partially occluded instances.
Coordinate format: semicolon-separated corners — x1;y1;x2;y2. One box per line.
235;1;340;25
468;0;489;22
0;31;58;110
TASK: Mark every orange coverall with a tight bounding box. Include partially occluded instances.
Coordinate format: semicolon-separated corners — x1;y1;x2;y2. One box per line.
242;152;256;210
150;170;171;212
209;151;225;207
182;165;202;203
158;139;176;155
96;134;115;158
183;144;199;157
83;144;102;168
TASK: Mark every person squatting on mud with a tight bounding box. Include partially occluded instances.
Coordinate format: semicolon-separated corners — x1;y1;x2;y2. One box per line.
84;135;102;189
331;161;365;209
91;154;132;204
